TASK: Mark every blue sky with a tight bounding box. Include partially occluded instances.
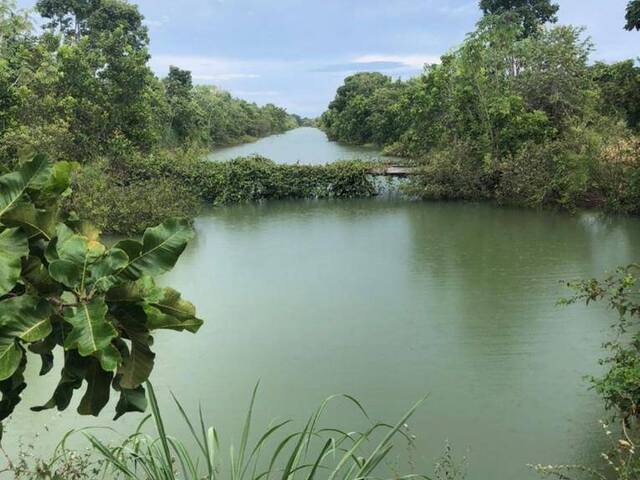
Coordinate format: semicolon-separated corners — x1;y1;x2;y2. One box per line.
16;0;639;116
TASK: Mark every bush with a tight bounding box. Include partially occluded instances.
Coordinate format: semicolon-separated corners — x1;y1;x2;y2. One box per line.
69;160;202;235
592;136;640;214
68;153;377;234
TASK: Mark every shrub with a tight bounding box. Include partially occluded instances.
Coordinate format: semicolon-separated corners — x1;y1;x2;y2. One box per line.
68;153;377;234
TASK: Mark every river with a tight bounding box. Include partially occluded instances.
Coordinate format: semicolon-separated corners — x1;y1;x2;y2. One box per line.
207;126;403;164
8;128;640;479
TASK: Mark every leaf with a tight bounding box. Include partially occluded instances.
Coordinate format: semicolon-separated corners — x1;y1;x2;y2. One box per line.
145;288;203;334
0;354;27;422
29;334;58;376
95;344;122;372
1;202;58;240
0;337;23;382
0;227;28;296
21;256;61;295
63;296;117;357
89;248;129;292
32;351;88;412
0;295;53;343
116;219;194;281
49;259;82;289
48;224;108;291
113;384;147;420
78;360;113;417
0;155;51;219
106;276;162;304
118;315;155;389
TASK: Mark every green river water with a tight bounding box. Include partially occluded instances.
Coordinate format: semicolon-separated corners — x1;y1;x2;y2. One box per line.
7;128;640;479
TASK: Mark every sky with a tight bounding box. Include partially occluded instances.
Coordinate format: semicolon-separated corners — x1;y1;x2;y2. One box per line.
15;0;640;117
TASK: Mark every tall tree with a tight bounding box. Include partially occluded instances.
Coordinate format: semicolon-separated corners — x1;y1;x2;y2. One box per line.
35;0;100;40
626;0;640;31
479;0;559;37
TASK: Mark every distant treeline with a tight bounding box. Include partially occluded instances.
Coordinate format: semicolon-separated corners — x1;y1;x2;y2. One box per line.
0;0;303;166
320;3;640;214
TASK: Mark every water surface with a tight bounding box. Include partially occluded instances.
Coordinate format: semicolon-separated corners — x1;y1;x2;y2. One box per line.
207;127;402;164
11;199;640;479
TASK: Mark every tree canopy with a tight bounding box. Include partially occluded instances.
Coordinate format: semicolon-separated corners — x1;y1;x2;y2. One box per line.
479;0;559;36
626;0;640;31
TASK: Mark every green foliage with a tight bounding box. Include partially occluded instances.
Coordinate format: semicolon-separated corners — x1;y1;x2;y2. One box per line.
4;383;445;480
0;0;298;165
321;15;640;213
626;0;640;31
321;73;413;146
479;0;559;37
69;153;377;234
563;265;640;423
0;155;202;424
592;60;640;130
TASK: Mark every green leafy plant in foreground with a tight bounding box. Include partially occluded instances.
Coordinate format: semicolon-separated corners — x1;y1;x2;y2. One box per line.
0;155;202;433
4;383;445;480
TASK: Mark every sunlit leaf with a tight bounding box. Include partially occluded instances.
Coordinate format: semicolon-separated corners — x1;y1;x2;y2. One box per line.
116;219;194;281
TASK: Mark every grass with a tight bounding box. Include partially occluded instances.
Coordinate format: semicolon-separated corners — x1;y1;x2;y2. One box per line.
12;382;437;480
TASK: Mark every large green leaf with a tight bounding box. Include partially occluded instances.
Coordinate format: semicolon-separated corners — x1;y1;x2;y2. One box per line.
0;337;22;382
48;224;106;290
116;219;194;281
0;228;28;296
89;248;129;293
32;351;88;413
63;296;117;357
0;295;53;343
117;308;155;389
1;202;59;240
0;295;53;380
113;383;147;420
0;354;27;422
0;155;51;219
78;360;113;416
145;288;203;333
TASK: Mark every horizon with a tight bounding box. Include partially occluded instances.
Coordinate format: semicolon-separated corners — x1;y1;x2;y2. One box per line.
15;0;638;117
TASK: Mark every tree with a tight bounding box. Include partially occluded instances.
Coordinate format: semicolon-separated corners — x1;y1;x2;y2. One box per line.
32;0;165;160
35;0;100;40
0;155;202;427
626;0;640;31
592;60;640;130
479;0;559;37
163;66;204;144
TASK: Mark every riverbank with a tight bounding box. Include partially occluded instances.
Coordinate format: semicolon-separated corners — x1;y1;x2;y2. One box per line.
67;127;640;235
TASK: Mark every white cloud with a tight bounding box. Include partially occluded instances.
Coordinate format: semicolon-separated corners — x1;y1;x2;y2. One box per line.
352;54;441;68
150;54;266;82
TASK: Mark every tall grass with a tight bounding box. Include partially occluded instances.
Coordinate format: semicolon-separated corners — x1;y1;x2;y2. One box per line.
73;382;431;480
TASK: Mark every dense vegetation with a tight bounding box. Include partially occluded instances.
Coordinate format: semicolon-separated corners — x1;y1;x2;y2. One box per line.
0;0;301;164
320;1;640;214
69;154;376;234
